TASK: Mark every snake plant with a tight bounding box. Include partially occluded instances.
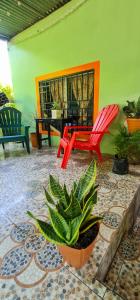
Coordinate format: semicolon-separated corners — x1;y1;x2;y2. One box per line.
27;160;102;247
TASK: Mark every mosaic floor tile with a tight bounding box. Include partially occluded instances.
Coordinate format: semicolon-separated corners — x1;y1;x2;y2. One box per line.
35;243;63;271
115;260;140;300
43;267;102;300
25;233;46;253
15;259;46;288
102;211;122;229
105;254;124;290
89;279;106;298
104;290;124;300
109;206;126;217
99;223;115;242
0;236;16;257
119;236;140;260
105;217;140;299
0;145;140;300
10;223;36;243
0;246;32;278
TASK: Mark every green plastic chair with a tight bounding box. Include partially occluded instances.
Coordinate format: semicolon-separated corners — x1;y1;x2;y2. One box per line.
0;107;30;153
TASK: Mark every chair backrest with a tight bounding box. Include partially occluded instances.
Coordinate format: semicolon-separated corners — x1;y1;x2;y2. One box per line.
0;107;22;136
89;104;119;144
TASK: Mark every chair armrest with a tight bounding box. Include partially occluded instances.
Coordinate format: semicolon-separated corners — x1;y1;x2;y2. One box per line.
63;125;93;138
74;129;110;136
65;126;93;130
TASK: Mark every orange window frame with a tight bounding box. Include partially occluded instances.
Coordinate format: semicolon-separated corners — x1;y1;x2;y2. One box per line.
35;61;100;135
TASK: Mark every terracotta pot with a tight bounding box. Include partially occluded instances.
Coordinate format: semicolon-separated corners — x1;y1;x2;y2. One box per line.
127;118;140;133
58;224;99;269
30;132;38;148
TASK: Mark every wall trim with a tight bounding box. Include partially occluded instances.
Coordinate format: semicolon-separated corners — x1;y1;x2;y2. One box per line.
35;61;100;135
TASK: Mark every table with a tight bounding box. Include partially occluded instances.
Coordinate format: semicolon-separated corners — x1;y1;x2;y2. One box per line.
35;117;73;149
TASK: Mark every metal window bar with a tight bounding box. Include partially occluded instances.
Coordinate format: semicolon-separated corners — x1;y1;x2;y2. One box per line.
38;70;94;128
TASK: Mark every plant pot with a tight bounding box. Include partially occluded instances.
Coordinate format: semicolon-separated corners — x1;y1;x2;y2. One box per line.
51;110;62;119
30;132;38;148
127;118;140;133
58;223;99;269
112;156;129;175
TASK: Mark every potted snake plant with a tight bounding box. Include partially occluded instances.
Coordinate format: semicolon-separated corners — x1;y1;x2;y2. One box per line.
27;161;102;268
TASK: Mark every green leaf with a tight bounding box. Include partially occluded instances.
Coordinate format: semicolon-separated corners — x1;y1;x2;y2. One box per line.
82;184;98;208
49;175;67;208
48;206;71;241
27;211;35;219
71;181;78;195
64;193;82;219
83;184;99;204
83;190;98;213
63;184;70;205
80;216;102;234
44;188;55;206
69;201;95;245
74;161;97;203
27;211;65;245
68;215;83;245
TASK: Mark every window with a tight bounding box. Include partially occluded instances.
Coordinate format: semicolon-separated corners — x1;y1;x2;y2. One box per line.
36;61;100;134
39;70;94;125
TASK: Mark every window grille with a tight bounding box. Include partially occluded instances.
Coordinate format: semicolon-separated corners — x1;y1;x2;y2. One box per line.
38;69;94;125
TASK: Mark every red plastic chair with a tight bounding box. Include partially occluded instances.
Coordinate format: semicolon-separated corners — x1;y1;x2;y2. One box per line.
57;104;119;168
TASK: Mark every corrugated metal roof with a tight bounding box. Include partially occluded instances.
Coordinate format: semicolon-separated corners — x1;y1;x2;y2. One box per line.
0;0;71;40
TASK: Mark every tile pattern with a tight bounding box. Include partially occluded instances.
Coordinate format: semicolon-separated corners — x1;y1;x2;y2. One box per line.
0;246;32;278
35;243;63;270
0;144;140;299
105;217;140;300
0;222;64;286
25;234;46;253
102;211;122;229
10;223;35;243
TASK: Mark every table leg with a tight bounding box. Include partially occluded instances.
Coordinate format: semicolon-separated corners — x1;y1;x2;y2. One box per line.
48;123;51;147
36;120;42;149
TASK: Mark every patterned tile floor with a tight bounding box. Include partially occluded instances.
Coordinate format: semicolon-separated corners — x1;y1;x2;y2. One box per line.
105;217;140;300
0;143;140;300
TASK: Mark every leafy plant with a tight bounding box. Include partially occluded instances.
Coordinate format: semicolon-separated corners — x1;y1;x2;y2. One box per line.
128;130;140;163
0;83;14;101
113;126;130;159
51;101;61;110
123;97;140;118
136;96;140;116
114;126;140;161
27;161;102;247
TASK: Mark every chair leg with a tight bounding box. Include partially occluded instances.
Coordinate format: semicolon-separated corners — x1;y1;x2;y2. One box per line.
2;143;5;150
61;145;72;169
25;138;30;154
22;142;25;148
57;143;62;157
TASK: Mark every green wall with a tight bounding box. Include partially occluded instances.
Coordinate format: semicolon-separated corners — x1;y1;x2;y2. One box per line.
8;0;140;152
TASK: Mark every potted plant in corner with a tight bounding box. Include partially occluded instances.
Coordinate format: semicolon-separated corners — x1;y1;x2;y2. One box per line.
128;130;140;164
112;126;130;175
29;111;41;148
27;161;102;269
51;101;62;119
123;97;140;133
